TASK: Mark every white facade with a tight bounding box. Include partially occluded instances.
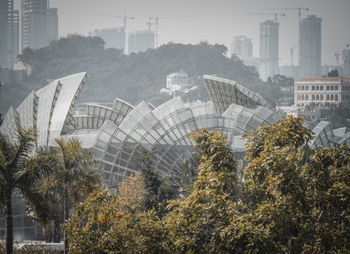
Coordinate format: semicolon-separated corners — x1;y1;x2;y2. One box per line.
128;30;155;54
299;15;322;78
47;8;58;43
231;35;252;58
259;20;279;81
93;27;126;50
166;71;189;91
294;77;350;107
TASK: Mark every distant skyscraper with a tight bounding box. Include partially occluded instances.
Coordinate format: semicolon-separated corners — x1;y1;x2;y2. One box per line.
343;48;350;77
299;15;322;78
47;8;58;43
128;30;155;54
231;35;252;58
21;0;50;50
259;20;279;81
94;27;126;50
0;0;19;68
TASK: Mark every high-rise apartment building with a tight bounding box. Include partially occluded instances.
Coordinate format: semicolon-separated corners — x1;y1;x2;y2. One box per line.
47;8;58;43
93;27;126;50
128;30;155;54
343;48;350;77
0;0;19;68
259;20;279;81
21;0;58;50
231;35;252;58
299;15;322;78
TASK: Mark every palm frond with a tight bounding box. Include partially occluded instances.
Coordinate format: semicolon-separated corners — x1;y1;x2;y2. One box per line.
20;185;50;225
7;128;35;175
0;132;13;160
15;153;57;186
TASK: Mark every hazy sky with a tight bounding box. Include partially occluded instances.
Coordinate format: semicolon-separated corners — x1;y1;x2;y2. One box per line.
15;0;350;66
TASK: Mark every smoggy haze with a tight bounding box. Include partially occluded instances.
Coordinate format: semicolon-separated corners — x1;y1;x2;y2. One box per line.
15;0;350;66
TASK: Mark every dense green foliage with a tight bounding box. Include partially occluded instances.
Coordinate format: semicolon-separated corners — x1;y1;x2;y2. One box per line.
64;116;350;253
1;35;272;114
31;138;100;244
136;151;178;217
0;129;55;254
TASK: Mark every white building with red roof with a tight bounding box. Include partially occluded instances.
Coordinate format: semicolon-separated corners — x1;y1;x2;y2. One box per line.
294;77;350;107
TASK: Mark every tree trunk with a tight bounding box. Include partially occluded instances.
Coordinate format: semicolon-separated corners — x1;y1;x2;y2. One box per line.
64;189;69;254
53;214;61;243
43;221;53;243
5;188;13;254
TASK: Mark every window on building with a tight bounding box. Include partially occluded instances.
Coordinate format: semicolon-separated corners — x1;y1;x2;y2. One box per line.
331;94;334;100
316;86;319;91
327;85;330;90
312;86;315;90
302;85;304;90
335;85;338;90
312;95;314;100
327;95;330;100
320;95;323;100
320;86;323;91
335;95;338;101
306;95;309;100
316;95;319;100
302;95;304;100
331;86;334;91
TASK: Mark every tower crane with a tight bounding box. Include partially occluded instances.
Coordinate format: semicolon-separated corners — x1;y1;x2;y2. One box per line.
100;11;135;32
290;46;297;66
246;12;286;22
147;15;194;48
100;12;135;53
263;8;309;66
262;7;309;24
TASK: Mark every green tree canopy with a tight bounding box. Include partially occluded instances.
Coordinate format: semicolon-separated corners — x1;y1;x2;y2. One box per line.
0;129;55;254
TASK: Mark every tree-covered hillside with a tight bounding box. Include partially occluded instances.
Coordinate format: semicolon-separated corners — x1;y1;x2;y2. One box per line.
1;35;270;114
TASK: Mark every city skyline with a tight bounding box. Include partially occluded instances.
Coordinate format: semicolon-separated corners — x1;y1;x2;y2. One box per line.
12;0;350;66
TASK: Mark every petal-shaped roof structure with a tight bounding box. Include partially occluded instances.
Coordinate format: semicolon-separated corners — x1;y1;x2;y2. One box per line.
309;121;337;149
203;75;273;114
16;91;38;131
6;72;350;191
1;72;87;148
92;96;282;189
0;106;20;143
47;72;87;146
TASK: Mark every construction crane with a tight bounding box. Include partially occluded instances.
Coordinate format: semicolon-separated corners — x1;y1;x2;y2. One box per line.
100;12;135;53
147;15;193;48
290;46;298;66
262;7;309;25
246;12;286;22
100;11;135;32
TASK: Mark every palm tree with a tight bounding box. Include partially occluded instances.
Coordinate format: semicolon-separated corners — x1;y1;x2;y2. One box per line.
51;138;100;254
0;129;55;254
